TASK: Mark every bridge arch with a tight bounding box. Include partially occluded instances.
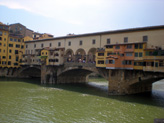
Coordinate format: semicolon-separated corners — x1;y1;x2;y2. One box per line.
57;67;99;83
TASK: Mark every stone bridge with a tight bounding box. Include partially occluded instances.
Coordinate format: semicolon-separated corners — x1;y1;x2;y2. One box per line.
15;62;164;95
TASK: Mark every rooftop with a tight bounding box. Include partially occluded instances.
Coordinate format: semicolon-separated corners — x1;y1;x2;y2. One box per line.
25;25;164;43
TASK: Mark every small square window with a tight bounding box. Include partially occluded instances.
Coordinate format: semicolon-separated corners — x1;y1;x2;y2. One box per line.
68;41;71;46
124;37;128;43
107;38;110;44
139;52;143;57
79;40;82;45
41;43;44;48
135;52;138;57
143;36;148;42
92;39;96;44
58;42;61;47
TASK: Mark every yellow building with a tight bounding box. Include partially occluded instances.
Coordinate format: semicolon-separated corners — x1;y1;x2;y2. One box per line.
96;48;106;68
0;22;9;67
0;22;25;68
7;34;25;68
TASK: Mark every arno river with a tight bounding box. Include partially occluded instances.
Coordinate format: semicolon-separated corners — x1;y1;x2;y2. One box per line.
0;78;164;123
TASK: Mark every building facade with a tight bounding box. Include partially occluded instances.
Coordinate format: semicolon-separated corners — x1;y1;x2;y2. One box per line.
9;23;33;38
23;25;164;71
0;22;25;68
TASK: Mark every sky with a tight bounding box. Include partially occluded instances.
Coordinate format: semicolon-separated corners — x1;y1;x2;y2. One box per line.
0;0;164;37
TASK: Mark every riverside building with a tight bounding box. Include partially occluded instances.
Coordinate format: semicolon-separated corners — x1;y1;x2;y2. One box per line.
0;22;25;68
23;25;164;72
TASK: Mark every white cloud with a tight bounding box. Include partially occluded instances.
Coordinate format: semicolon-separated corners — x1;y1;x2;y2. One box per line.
0;0;103;25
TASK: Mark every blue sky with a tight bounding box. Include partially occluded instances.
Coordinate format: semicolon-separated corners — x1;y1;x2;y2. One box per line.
0;0;164;36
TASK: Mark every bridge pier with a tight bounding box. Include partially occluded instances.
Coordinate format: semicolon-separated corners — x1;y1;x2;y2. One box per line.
108;69;163;95
41;65;57;84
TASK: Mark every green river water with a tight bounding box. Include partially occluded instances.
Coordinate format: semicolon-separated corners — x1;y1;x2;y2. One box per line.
0;78;164;123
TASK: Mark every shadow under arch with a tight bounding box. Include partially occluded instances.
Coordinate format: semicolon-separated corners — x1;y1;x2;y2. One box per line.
19;67;41;78
57;67;99;84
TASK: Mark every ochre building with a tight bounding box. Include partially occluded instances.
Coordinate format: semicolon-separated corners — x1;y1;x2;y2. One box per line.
0;22;25;68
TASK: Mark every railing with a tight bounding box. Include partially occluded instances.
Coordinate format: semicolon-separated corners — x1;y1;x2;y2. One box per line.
64;62;96;67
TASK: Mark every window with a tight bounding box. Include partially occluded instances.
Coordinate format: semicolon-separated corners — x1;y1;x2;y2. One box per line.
31;50;33;54
0;42;1;46
0;49;1;52
107;38;110;44
115;45;120;49
139;44;143;49
143;36;148;42
9;49;12;53
2;56;6;59
14;63;18;65
15;50;18;54
16;44;20;48
135;52;138;57
106;45;113;48
124;37;128;43
49;43;52;47
92;39;96;44
58;42;61;47
18;39;21;42
109;60;115;64
3;50;5;53
139;52;143;57
10;38;13;41
134;62;143;66
68;41;71;46
34;44;36;48
41;43;44;48
159;61;164;67
98;60;104;64
0;37;2;41
8;61;11;65
9;56;11;59
26;45;28;48
21;45;24;49
2;61;6;65
9;44;13;47
98;53;104;56
79;40;82;45
127;45;132;49
4;38;6;41
135;44;138;49
4;44;6;47
126;53;133;56
0;31;2;36
14;39;17;42
123;60;132;65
